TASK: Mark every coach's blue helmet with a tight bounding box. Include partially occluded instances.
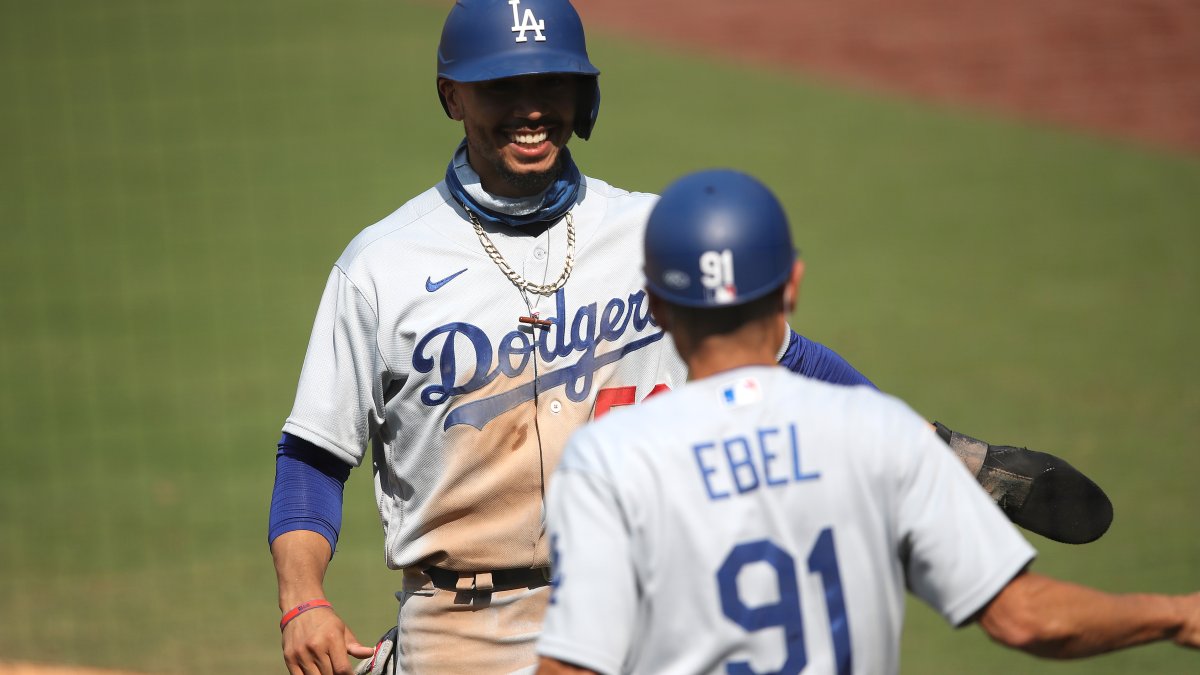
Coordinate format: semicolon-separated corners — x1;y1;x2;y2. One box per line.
436;0;602;140
644;169;797;307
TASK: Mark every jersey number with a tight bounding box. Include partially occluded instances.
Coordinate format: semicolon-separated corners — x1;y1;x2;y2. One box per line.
716;528;851;675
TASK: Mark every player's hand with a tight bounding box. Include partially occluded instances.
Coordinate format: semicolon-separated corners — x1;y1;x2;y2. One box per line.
282;607;375;675
1173;592;1200;649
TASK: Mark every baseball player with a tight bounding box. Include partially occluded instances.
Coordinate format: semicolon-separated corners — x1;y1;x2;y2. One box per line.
536;169;1200;675
267;2;1112;673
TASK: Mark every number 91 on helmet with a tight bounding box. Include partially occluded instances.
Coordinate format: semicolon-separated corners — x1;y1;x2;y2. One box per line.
643;169;798;308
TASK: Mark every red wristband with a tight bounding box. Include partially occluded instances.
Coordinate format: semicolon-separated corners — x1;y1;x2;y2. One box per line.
279;598;333;632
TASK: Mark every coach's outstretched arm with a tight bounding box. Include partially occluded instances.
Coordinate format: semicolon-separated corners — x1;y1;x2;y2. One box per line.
977;571;1200;657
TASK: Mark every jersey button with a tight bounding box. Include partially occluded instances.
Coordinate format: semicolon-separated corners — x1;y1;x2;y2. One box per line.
549;400;562;414
534;247;546;260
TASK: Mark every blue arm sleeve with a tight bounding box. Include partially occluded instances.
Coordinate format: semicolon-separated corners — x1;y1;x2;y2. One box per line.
267;432;352;554
778;330;877;388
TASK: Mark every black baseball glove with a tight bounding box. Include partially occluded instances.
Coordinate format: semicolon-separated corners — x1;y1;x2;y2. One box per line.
934;422;1113;544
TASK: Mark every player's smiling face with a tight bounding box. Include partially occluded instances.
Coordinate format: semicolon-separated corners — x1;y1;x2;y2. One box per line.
440;74;579;198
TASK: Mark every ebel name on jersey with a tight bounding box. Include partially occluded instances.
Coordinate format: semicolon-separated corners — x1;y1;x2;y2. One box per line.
414;288;666;430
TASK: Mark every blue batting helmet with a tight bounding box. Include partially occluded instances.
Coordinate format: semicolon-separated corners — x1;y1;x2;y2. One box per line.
644;169;797;307
436;0;602;140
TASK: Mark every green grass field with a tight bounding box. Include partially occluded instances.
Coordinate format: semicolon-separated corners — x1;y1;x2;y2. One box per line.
1;1;1197;673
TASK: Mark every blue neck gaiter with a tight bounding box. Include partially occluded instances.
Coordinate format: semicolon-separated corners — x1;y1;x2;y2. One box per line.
444;139;582;227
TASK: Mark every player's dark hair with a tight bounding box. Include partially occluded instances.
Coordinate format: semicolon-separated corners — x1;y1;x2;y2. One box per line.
665;283;786;341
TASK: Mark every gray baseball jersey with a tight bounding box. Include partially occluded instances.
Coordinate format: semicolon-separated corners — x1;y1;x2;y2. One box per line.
283;176;686;572
538;366;1036;675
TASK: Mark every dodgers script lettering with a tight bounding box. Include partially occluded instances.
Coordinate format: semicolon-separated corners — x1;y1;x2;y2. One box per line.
413;288;663;430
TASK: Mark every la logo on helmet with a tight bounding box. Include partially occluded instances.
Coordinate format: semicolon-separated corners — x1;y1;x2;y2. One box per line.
509;0;546;43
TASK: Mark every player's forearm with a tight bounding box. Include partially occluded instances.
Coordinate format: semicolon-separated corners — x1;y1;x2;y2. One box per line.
271;529;334;611
980;571;1189;658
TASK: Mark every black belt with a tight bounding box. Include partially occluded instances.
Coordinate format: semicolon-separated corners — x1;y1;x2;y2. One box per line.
424;566;551;593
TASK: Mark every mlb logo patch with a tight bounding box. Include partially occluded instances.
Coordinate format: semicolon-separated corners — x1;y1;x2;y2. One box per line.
707;283;738;305
720;376;762;408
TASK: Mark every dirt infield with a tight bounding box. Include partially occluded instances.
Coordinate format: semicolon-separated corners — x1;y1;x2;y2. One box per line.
0;665;144;675
574;0;1200;154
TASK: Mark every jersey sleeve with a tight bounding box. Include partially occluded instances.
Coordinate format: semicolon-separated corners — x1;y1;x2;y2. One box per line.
281;266;385;466
537;431;638;675
778;330;876;388
892;411;1036;626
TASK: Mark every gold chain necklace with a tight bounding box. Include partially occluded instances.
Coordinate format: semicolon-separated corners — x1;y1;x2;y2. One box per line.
467;209;575;297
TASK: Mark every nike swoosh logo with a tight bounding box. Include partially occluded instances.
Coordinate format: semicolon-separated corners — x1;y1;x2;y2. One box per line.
426;268;468;292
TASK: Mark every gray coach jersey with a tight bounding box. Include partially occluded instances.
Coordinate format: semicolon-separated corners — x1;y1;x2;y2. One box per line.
539;366;1035;675
283;176;686;572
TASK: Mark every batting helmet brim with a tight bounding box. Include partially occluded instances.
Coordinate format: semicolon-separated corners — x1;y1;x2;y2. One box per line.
438;49;600;83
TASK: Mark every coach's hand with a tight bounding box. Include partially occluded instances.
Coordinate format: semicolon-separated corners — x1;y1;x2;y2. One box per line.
283;606;374;675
